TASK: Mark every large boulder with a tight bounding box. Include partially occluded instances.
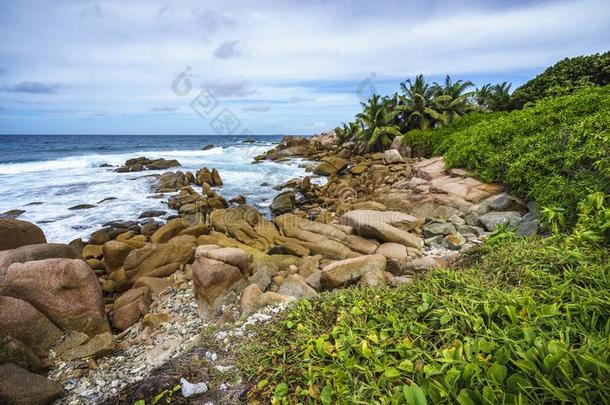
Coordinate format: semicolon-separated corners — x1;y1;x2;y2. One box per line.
0;258;109;336
278;274;317;298
102;240;135;272
340;210;422;249
313;157;348;176
123;238;195;283
320;254;387;290
0;243;79;285
384;149;405;164
389;136;411;158
0;296;63;352
270;191;295;215
0;363;63;405
191;246;249;320
150;219;189;244
0;219;46;251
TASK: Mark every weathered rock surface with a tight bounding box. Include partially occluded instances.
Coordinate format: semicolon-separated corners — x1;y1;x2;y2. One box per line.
0;219;46;251
191;246;249;320
340;210;421;249
0;295;63;352
1;258;109;336
320;254;387;289
0;363;63;405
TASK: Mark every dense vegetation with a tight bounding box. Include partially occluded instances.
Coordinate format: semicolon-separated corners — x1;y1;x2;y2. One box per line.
510;52;610;109
237;53;610;404
405;86;610;222
241;194;610;404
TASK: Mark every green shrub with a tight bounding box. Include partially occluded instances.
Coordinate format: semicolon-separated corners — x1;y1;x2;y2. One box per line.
403;86;610;222
510;51;610;109
241;229;610;404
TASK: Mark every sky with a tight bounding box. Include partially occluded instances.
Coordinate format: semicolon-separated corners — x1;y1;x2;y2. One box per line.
0;0;608;135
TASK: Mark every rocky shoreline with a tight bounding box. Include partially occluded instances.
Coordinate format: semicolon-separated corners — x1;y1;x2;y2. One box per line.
0;132;540;404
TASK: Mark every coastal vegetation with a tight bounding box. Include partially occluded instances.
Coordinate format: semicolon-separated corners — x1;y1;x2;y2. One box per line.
236;52;610;403
337;52;610;222
242;193;610;404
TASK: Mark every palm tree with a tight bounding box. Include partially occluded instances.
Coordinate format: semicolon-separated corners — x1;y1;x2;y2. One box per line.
396;75;442;130
475;84;493;109
335;121;360;144
488;82;512;111
475;82;512;111
355;94;402;152
431;75;475;123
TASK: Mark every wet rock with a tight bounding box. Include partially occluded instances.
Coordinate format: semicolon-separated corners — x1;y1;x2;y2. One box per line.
0;219;46;251
68;204;96;211
97;197;118;204
202;144;215;150
139;210;167;219
320;254;387;290
229;195;246;205
115;157;181;172
271;191;295;215
0;209;25;219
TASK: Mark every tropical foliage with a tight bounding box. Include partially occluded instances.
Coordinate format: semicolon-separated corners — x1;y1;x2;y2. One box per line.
242;193;610;404
336;74;506;150
405;85;610;222
510;51;610;108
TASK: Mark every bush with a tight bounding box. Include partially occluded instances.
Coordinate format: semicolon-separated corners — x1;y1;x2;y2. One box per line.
241;228;610;404
510;52;610;109
403;86;610;222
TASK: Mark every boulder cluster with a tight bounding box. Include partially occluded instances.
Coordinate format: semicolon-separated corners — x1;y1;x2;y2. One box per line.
114;157;181;172
0;132;541;403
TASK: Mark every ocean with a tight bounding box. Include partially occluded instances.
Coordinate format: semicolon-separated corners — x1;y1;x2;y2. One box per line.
0;135;310;243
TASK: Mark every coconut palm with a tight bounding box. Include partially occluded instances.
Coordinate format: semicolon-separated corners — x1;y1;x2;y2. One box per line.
335;121;360;144
355;94;402;152
396;75;443;130
475;82;512;111
431;75;475;123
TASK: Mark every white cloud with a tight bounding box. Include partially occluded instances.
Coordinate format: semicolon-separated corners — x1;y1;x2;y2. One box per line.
0;0;608;134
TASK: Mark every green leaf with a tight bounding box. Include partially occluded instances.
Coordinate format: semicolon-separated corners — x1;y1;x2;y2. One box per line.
398;359;414;372
384;367;401;379
487;363;507;385
257;379;269;390
274;383;288;398
440;313;453;325
456;389;476;405
403;383;427;405
320;385;333;405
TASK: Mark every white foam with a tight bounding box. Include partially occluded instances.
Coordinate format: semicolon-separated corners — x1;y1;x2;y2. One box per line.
0;144;312;242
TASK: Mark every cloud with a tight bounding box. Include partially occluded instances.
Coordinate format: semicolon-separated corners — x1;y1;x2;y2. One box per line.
242;103;271;112
213;40;243;59
149;106;179;112
0;67;6;75
202;81;257;98
1;81;60;94
286;96;313;103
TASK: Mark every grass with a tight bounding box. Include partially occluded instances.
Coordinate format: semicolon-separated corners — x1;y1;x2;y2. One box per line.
238;230;610;404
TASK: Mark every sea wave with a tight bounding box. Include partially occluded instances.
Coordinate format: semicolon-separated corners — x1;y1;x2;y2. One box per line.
0;146;245;174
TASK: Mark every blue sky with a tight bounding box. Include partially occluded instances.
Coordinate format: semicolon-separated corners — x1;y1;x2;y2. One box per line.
0;0;608;135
